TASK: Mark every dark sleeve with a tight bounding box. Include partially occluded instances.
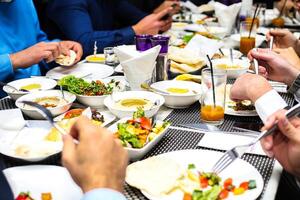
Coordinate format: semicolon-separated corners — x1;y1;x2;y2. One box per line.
115;0;147;26
46;0;136;56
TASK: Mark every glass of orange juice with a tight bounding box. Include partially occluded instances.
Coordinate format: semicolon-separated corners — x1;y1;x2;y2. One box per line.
200;68;227;125
240;21;257;55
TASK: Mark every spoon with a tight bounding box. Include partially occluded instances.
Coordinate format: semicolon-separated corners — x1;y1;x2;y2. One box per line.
229;48;234;67
20;101;68;136
253;48;259;75
0;81;29;92
140;83;170;95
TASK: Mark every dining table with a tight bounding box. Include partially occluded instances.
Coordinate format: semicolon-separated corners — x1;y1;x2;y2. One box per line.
0;83;295;200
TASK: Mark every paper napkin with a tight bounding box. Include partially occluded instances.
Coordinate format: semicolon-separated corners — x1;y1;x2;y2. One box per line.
214;2;241;35
0;109;26;131
120;46;161;90
197;132;266;156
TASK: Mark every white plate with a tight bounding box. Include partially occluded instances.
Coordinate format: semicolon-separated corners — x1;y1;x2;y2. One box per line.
108;118;170;161
134;149;264;200
54;110;116;127
3;165;83;199
225;85;258;116
46;63;114;80
0;121;62;162
115;64;124;73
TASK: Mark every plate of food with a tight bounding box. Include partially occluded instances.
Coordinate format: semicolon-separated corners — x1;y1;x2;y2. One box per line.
54;108;116;127
212;49;243;60
15;90;76;119
212;58;250;79
85;54;105;63
3;77;57;101
4;165;82;200
126;149;264;200
58;75;125;108
109;108;170;161
0;121;62;162
46;63;114;80
225;85;257;116
104;91;164;119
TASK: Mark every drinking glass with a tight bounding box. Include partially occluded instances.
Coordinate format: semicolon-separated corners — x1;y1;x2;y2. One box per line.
240;21;257;55
104;47;119;66
150;35;170;54
135;34;152;52
200;68;227;125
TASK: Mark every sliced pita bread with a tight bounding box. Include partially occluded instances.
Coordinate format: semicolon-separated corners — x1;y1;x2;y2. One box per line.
170;60;205;73
126;156;184;197
55;50;76;66
168;46;204;65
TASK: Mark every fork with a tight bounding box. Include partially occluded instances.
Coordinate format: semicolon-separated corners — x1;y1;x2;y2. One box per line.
20;101;68;136
212;103;300;174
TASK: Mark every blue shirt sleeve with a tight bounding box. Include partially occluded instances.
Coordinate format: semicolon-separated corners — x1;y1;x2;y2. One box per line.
82;188;127;200
0;54;14;81
46;0;141;56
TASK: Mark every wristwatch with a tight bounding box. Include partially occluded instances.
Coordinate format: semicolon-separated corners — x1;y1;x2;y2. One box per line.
288;73;300;95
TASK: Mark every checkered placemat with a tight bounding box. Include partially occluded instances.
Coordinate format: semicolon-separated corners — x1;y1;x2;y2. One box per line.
123;129;274;200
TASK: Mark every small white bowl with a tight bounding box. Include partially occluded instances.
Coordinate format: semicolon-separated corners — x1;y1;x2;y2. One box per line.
104;91;165;119
75;78;126;108
230;34;265;48
151;80;202;109
212;58;251;79
3;77;57;101
108;117;170;161
16;90;76;120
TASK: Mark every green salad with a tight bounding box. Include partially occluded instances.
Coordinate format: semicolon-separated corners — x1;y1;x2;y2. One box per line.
58;75;121;96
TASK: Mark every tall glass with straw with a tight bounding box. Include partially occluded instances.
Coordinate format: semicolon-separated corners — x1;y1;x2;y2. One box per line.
200;57;227;125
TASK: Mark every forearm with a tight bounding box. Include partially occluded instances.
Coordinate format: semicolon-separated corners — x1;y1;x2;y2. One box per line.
0;54;14;81
295;40;300;57
82;188;126;200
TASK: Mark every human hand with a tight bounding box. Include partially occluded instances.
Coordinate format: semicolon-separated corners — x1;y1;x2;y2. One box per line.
274;47;300;70
230;73;272;103
154;0;180;14
10;42;67;69
248;48;300;86
62;117;128;193
261;109;300;178
133;7;173;35
266;29;299;54
59;41;83;63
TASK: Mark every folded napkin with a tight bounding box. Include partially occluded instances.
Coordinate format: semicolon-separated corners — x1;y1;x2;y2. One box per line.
197;132;266;156
120;46;161;90
114;45;140;63
214;2;241;35
185;34;224;59
0;109;26;131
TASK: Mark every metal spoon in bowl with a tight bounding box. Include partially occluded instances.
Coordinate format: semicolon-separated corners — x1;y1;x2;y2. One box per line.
0;81;29;92
140;83;170;95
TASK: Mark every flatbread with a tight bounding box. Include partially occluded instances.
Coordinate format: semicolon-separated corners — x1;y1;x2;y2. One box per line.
168;46;204;65
126;156;184;197
170;60;205;73
55;50;77;66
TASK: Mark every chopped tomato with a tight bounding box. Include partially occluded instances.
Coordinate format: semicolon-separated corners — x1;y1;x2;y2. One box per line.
127;117;151;130
239;182;249;190
233;187;245;195
16;192;34;200
64;109;83;119
223;178;233;188
183;193;192;200
219;189;229;199
200;176;209;188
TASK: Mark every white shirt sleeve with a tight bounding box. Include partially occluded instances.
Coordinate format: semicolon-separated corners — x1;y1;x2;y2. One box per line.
254;90;288;123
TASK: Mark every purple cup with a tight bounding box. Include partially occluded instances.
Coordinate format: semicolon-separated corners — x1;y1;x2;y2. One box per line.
135;34;152;52
150;35;170;54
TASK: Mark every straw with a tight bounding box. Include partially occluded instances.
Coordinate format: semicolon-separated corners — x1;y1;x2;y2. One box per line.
206;55;216;108
248;4;260;38
279;0;288;17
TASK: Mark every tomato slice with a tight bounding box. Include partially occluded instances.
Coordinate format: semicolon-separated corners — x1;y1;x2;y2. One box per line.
239;182;249;190
64;109;84;119
223;178;233;188
200;176;209;188
219;189;229;199
127;117;151;130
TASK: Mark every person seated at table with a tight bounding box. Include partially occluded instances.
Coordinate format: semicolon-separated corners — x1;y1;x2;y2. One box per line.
46;0;174;57
0;0;83;97
230;73;300;199
127;0;181;14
